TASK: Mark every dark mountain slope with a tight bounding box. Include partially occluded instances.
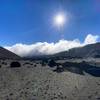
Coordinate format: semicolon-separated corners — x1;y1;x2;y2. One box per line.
53;42;100;59
0;47;21;59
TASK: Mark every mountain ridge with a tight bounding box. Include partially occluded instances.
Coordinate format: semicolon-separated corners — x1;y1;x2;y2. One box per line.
25;42;100;60
52;42;100;59
0;46;21;59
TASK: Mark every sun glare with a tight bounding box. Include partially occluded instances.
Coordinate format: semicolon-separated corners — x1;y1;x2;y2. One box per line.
54;13;66;27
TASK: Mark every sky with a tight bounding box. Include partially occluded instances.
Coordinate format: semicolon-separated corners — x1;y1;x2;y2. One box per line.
0;0;100;56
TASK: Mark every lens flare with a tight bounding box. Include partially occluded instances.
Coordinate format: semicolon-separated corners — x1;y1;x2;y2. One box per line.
54;13;66;27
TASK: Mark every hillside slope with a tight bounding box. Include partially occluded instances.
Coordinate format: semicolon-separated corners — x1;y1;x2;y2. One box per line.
52;43;100;59
0;47;21;59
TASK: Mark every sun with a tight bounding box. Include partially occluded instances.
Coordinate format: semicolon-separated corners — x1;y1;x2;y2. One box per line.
54;13;66;27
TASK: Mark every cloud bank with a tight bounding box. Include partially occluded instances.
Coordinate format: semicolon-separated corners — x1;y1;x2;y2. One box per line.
5;34;99;57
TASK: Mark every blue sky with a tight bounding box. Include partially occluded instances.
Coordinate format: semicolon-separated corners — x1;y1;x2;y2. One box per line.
0;0;100;46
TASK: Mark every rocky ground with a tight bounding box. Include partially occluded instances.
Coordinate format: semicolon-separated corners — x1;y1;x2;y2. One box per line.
0;59;100;100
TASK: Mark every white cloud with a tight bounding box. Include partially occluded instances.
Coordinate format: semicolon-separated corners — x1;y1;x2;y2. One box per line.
84;34;99;44
5;34;99;57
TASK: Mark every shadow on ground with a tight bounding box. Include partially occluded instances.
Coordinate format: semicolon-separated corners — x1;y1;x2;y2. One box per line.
51;61;100;77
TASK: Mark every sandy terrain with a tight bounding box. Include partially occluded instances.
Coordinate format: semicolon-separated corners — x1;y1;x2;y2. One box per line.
0;59;100;100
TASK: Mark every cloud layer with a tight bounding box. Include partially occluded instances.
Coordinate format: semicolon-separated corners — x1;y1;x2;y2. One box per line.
5;34;99;57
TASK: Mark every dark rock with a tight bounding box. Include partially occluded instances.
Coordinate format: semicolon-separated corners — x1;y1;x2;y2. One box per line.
10;61;21;68
34;64;37;67
48;59;57;67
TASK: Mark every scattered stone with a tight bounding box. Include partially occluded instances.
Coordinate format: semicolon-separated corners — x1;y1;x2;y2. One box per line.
10;61;21;68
